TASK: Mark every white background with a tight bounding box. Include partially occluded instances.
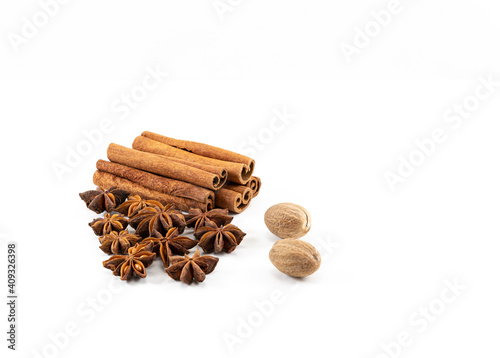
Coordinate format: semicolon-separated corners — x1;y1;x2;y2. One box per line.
1;1;499;357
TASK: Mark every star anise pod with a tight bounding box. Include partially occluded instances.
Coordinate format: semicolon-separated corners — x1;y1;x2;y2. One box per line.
98;230;142;255
129;204;186;238
89;213;128;236
115;195;162;218
103;242;156;280
194;221;246;253
142;227;198;268
185;208;233;232
165;248;218;284
79;187;128;213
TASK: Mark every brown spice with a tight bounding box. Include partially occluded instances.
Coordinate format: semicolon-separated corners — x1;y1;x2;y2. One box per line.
115;195;162;218
93;170;213;212
269;240;321;277
222;183;253;204
165;156;228;183
214;187;251;213
194;221;246;253
103;242;156;280
165;248;219;284
185;208;233;232
129;204;186;238
79;186;128;213
141;227;197;268
107;143;226;190
99;230;142;255
89;213;128;236
264;203;311;239
96;160;215;204
245;176;261;197
140;131;255;183
134;134;253;185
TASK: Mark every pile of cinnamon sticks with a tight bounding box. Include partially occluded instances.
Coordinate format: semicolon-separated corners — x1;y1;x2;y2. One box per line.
93;131;261;213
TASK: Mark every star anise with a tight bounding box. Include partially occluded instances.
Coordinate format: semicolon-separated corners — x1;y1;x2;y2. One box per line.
194;221;246;253
129;204;186;238
115;195;162;218
99;230;142;255
184;208;233;232
89;213;128;236
103;242;156;280
142;227;198;268
79;187;128;213
165;248;219;284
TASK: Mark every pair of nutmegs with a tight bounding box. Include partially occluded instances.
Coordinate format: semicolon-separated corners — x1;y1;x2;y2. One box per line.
265;203;320;278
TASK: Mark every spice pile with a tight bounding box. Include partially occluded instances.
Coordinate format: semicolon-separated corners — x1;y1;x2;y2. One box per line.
93;131;261;213
79;134;260;284
265;203;321;277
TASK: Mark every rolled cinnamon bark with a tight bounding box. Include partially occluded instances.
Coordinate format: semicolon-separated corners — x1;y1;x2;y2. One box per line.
142;131;255;168
214;188;251;213
223;183;253;204
133;135;252;185
225;176;261;199
96;160;214;204
93;170;212;212
164;156;227;183
107;143;226;190
245;176;261;197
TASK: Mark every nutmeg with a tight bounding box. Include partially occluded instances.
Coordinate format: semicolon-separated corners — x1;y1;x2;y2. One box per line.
264;203;311;239
269;239;321;277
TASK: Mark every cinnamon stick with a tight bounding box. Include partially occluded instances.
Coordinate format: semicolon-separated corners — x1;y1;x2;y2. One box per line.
96;160;214;204
214;188;251;213
142;131;254;168
133;135;253;184
223;183;253;204
93;170;212;212
245;176;261;197
164;156;227;183
107;143;226;190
